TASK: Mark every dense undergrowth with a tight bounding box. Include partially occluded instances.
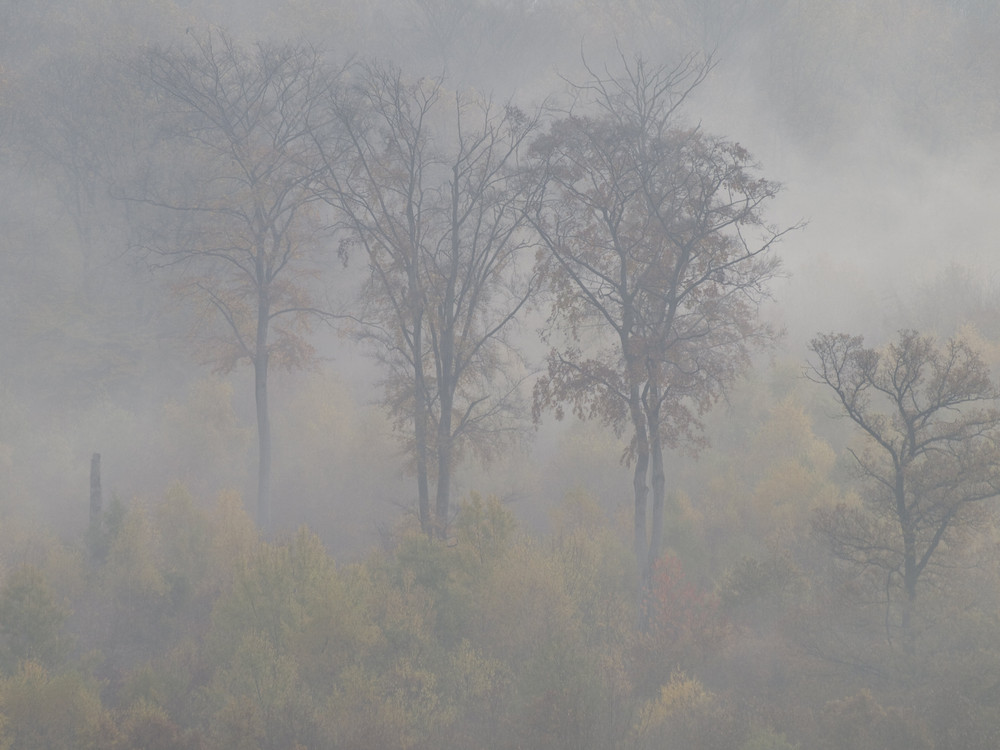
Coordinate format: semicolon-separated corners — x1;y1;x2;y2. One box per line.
1;480;998;750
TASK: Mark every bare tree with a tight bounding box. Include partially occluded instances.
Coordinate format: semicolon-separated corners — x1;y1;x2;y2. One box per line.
320;62;539;537
529;54;792;586
808;330;1000;647
131;30;336;530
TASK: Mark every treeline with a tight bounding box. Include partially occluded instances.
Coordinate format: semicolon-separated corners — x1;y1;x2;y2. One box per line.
6;388;1000;747
0;480;993;750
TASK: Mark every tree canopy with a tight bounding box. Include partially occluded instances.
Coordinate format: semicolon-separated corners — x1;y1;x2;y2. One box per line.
530;54;792;582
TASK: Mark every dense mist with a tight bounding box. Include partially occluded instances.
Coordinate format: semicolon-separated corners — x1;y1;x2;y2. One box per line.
2;1;1000;748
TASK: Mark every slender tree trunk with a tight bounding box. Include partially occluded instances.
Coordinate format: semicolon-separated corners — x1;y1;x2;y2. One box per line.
89;453;102;531
896;467;916;652
413;311;433;537
901;577;917;652
405;159;433;536
414;355;431;536
433;169;461;540
256;280;272;532
901;529;918;653
647;392;665;578
255;354;271;532
435;391;453;540
89;453;103;561
629;382;650;573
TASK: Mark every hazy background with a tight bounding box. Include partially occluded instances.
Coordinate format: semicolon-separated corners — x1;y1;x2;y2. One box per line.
2;0;999;555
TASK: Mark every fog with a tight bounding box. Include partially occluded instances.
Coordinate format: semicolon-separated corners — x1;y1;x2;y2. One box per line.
2;1;1000;747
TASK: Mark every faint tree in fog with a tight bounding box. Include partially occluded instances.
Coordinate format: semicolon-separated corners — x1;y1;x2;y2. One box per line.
902;263;1000;341
529;54;791;586
131;30;337;530
319;61;540;537
1;33;158;402
808;330;1000;649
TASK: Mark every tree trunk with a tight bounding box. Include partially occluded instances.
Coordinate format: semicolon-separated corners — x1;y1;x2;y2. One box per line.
255;351;271;532
435;392;453;540
896;468;916;651
433;170;461;540
435;315;455;539
89;452;102;531
89;452;102;561
255;279;272;532
414;389;432;536
901;529;918;654
412;305;432;537
647;395;665;579
629;382;650;574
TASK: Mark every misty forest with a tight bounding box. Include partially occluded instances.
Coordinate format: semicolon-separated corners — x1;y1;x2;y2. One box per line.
4;1;1000;748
